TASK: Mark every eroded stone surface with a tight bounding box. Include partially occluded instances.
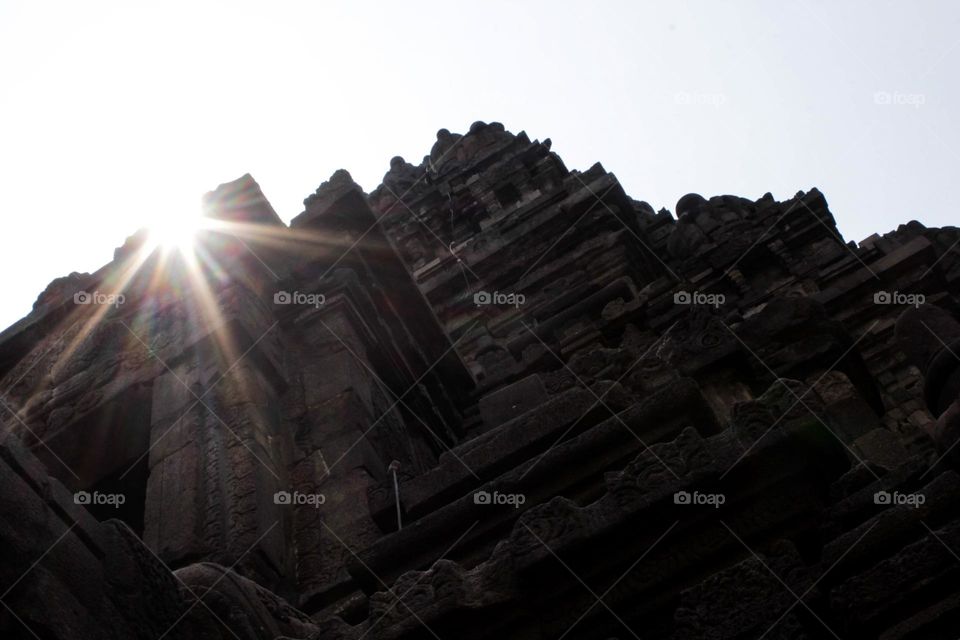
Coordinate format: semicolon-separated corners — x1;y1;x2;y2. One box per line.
0;125;958;639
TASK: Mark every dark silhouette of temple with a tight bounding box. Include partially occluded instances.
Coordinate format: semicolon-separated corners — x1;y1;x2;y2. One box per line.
1;122;959;639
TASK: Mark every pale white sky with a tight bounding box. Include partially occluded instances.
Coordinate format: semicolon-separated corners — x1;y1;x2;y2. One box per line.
1;1;957;332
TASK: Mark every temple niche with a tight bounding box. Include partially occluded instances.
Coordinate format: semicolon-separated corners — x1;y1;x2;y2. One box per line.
0;123;958;639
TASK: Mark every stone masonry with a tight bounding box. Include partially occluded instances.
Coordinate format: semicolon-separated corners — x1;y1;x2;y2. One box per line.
1;122;959;639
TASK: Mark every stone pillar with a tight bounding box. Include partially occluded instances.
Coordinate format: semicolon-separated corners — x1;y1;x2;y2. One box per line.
282;297;404;610
143;323;289;592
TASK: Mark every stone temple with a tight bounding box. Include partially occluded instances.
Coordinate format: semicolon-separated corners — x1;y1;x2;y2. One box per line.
1;121;959;639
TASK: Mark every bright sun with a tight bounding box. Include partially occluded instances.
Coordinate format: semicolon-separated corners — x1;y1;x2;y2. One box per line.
147;211;208;253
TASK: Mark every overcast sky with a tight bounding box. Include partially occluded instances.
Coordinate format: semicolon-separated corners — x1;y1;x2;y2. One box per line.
1;1;957;332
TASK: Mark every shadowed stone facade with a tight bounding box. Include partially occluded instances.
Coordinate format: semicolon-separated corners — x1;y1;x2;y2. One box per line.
1;122;958;639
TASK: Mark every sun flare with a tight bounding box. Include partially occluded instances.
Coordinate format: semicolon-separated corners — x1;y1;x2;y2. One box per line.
146;211;209;254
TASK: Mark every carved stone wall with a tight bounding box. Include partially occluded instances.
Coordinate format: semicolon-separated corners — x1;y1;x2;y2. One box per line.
0;123;958;639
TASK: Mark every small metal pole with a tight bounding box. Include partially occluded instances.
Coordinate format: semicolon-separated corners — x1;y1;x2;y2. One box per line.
388;460;402;531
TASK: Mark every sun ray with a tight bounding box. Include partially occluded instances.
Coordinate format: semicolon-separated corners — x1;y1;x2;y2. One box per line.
4;208;336;445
